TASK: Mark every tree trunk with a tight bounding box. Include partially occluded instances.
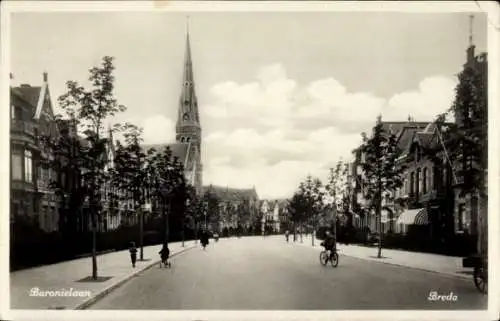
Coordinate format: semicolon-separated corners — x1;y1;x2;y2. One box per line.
194;221;198;244
377;179;383;259
139;206;144;260
300;222;303;243
91;205;97;279
165;197;171;243
312;216;315;247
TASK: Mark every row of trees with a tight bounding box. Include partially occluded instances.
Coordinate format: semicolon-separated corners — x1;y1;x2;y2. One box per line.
38;56;212;279
286;160;351;246
286;46;487;258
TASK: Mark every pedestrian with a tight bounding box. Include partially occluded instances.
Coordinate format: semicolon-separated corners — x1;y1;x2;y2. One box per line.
129;241;138;268
159;242;170;268
285;230;290;242
201;230;209;250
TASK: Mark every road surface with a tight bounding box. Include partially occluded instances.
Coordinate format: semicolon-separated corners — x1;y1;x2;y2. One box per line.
90;236;487;310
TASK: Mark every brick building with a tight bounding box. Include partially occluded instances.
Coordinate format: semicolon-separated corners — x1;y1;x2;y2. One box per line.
10;73;60;232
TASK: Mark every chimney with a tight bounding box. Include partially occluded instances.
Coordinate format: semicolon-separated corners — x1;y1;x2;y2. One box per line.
43;72;48;83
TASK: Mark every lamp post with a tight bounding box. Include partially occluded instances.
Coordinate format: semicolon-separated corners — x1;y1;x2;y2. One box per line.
182;198;189;248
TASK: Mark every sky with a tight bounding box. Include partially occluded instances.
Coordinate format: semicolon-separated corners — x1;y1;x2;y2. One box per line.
10;10;488;199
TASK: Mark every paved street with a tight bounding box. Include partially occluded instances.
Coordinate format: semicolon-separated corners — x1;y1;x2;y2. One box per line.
90;237;486;310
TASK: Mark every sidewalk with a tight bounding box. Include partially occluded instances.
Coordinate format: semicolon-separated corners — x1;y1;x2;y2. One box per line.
288;234;472;279
10;241;197;310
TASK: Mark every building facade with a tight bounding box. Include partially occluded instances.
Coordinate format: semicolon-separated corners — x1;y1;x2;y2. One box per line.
10;73;60;233
203;185;259;232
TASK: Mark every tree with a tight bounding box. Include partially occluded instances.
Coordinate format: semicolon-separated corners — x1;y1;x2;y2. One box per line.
203;188;221;231
183;184;199;244
301;176;325;246
146;146;186;243
359;115;405;258
435;56;487;255
287;185;306;242
325;160;347;235
109;123;148;260
46;56;126;279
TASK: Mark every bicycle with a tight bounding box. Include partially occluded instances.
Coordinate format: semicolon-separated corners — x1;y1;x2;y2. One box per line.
319;249;339;267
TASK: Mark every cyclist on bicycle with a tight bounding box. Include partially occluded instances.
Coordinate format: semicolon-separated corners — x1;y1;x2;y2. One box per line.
321;230;336;261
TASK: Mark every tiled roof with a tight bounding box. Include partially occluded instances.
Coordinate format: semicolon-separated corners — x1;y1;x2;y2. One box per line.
397;127;419;150
202;185;258;202
142;142;191;167
12;85;42;114
416;132;434;148
381;121;430;135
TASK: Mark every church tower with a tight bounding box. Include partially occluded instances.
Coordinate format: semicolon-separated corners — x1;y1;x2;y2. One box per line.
176;18;203;194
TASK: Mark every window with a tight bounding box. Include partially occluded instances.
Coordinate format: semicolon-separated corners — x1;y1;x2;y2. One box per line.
458;204;465;231
24;150;33;183
11;153;22;180
423;168;428;194
410;172;415;195
11;104;15;120
416;168;421;195
186;137;191;142
432;166;438;190
61;172;66;189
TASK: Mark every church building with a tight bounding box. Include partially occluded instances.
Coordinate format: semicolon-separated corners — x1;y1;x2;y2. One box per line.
143;26;203;195
144;22;260;230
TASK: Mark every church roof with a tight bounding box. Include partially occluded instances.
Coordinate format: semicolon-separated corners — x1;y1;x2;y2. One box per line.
202;185;258;202
142;142;192;168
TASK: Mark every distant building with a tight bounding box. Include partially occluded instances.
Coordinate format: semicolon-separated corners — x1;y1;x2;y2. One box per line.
258;199;288;233
203;185;259;232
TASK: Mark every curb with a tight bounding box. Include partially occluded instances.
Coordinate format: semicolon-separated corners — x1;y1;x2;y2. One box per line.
74;245;196;310
291;240;471;281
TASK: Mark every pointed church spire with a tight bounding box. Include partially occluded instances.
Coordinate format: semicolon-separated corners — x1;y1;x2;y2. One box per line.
183;15;193;85
177;15;200;130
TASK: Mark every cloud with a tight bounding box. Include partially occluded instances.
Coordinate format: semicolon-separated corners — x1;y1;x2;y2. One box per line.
201;64;457;199
385;76;457;121
140;115;175;144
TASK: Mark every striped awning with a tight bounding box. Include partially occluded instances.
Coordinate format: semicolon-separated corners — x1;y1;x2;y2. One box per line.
396;208;428;225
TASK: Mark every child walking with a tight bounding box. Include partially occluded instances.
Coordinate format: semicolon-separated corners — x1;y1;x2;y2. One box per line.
129;241;138;268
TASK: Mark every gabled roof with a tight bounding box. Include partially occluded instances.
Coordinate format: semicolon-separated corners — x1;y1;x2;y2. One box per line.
415;132;434;148
11;85;41;114
203;185;258;202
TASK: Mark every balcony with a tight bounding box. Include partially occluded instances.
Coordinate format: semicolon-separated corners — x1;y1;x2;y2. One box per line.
11;120;37;137
11;179;36;192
